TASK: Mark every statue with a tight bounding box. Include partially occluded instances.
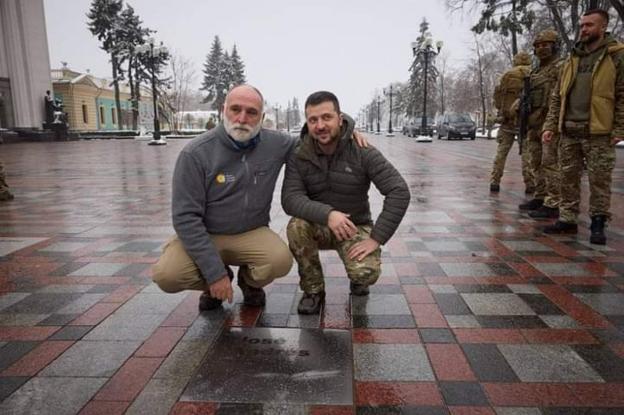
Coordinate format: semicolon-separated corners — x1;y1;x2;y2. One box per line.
43;90;69;140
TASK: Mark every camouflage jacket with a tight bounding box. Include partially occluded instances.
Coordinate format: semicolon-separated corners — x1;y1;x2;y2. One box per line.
528;57;563;129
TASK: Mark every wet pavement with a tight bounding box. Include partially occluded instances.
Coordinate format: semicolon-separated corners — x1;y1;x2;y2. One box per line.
0;134;624;415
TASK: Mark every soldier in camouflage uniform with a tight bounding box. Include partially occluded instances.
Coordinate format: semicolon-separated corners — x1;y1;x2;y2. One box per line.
542;9;624;245
282;91;410;314
0;161;14;201
518;30;564;217
490;52;533;193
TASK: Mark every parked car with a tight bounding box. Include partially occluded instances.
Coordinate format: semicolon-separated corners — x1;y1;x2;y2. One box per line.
436;113;476;140
405;117;435;137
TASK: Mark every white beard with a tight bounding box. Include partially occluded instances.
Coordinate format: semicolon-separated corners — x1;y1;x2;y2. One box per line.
224;117;262;142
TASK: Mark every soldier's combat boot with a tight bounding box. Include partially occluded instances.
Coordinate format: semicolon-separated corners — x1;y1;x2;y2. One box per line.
543;220;578;234
297;291;325;314
199;267;234;311
0;190;14;201
489;183;500;192
350;281;370;296
525;186;535;195
529;206;559;219
589;215;607;245
519;198;543;211
237;267;266;307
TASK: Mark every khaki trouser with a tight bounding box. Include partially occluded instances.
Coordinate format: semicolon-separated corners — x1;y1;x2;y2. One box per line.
490;127;533;188
558;134;616;223
286;217;381;294
152;226;293;293
542;133;561;209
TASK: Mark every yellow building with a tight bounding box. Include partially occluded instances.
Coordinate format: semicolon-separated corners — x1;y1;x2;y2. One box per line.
51;65;154;132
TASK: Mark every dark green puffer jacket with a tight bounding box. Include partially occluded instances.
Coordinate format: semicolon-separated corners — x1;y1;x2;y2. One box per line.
281;114;410;245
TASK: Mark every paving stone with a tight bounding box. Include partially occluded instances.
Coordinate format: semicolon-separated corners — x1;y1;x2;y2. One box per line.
354;343;434;381
539;315;580;329
49;325;93;341
0;377;28;401
574;293;624;315
461;293;536;316
122;377;188;415
0;342;39;372
419;328;456;343
113;292;186;315
462;343;519;382
56;293;106;314
68;262;128;277
445;315;481;328
533;263;591;277
153;341;211;380
351;295;411;315
38;242;89;252
39;340;140;377
494;408;543;415
82;312;165;341
0;376;106;415
439;381;488;405
434;293;471;315
0;313;49;326
352;315;416;328
440;263;496;277
36;284;95;293
1;293;83;314
0;293;30;312
497;344;604;382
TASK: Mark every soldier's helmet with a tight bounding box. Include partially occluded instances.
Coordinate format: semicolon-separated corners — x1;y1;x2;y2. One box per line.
513;51;531;66
533;29;559;46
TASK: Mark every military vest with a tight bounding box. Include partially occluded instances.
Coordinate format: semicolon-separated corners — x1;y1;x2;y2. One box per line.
528;58;563;128
494;64;531;123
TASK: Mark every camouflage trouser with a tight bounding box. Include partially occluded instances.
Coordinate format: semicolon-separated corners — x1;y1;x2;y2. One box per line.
490;127;533;188
286;217;381;294
526;129;544;198
559;134;616;223
0;161;10;193
542;133;561;209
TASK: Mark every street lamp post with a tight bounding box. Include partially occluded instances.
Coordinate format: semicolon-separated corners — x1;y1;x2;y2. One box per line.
411;38;443;136
136;38;168;146
376;95;381;134
274;105;280;130
384;85;394;136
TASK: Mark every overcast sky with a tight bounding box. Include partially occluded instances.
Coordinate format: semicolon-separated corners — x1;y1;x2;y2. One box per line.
44;0;477;116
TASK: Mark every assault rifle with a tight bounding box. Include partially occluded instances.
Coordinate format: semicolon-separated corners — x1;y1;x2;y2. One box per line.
517;75;531;155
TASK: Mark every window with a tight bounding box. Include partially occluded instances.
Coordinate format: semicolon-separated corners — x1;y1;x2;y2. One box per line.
111;108;116;124
82;104;88;124
99;106;105;124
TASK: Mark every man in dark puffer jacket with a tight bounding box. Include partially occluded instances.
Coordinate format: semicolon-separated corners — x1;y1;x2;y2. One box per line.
282;91;410;314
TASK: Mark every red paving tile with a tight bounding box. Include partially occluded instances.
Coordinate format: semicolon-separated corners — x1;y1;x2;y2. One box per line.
78;401;130;415
353;329;420;344
69;302;122;326
225;306;261;327
409;304;448;328
94;357;163;402
160;292;201;327
611;343;624;359
520;329;599;344
393;262;419;276
134;327;186;358
538;285;612;328
567;383;624;407
508;263;545;278
322;305;351;329
1;340;73;376
356;382;443;406
169;402;218;415
482;383;581;407
0;326;60;341
402;286;435;303
426;344;476;381
309;406;355;415
453;329;525;344
101;284;144;303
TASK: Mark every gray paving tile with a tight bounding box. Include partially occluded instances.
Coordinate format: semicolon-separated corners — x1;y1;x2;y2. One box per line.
495;408;542;415
434;293;471;315
0;377;28;402
439;381;488;405
0;293;31;312
0;237;48;256
539;315;580;329
49;325;93;341
287;313;320;328
153;341;211;380
56;293;106;314
501;241;554;252
1;293;83;314
0;376;106;415
462;343;519;382
441;263;496;277
125;377;188;415
83;312;165;341
497;344;604;382
68;262;128;276
352;314;416;328
264;293;296;314
445;315;481;328
36;284;95;293
574;293;624;315
429;284;457;293
424;241;470;251
508;284;543;294
38;242;89;252
39;340;140;377
351;294;411;315
354;343;434;381
461;293;536;316
533;263;591;277
114;292;186;315
182;314;224;341
0;313;49;326
37;313;80;326
0;342;39;372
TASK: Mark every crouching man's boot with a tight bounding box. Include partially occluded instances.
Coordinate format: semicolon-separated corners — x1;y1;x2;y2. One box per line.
199;267;234;311
297;291;325;314
590;215;607;245
238;266;266;307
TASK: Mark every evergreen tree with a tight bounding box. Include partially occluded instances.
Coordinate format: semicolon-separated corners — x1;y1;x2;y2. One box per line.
291;97;301;126
406;18;439;119
471;0;535;55
87;0;124;129
229;44;246;85
201;36;229;120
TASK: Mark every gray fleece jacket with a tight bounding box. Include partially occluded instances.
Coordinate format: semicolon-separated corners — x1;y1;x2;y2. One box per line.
281;114;410;245
172;124;297;284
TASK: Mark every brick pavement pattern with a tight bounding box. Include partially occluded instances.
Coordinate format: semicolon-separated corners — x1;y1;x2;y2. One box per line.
1;136;624;414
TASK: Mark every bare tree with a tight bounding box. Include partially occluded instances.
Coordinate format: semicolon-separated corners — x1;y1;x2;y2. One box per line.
162;51;196;133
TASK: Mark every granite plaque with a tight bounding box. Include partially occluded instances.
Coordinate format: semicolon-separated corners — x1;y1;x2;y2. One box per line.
181;327;353;405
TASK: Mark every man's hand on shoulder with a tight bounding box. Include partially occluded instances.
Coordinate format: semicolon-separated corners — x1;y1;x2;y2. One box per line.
208;275;233;303
352;130;369;148
542;130;554;143
328;210;358;241
347;238;380;261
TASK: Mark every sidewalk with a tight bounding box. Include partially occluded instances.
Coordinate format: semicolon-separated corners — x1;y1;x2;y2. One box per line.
1;135;623;414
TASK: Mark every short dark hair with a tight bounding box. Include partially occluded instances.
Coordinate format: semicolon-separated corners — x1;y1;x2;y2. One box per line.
304;91;340;114
583;9;609;25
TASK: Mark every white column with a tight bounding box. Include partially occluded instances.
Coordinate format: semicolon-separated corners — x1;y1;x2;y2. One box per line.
0;0;52;128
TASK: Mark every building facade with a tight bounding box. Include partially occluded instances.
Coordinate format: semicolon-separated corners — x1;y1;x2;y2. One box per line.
0;0;52;129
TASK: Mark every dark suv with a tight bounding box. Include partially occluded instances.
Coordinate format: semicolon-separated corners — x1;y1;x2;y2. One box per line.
436;113;476;140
